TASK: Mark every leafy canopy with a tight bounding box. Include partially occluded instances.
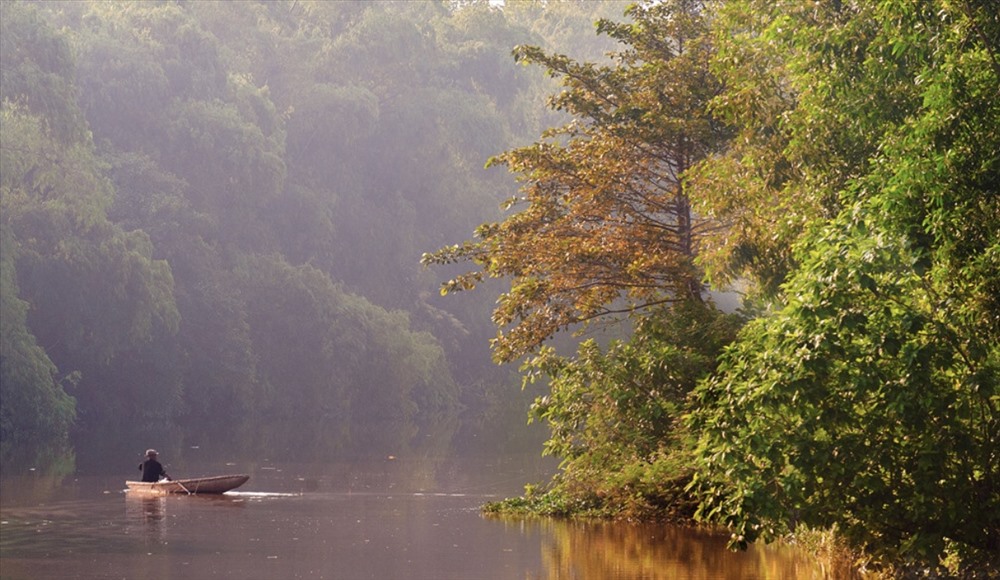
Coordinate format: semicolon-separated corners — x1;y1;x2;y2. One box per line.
424;0;727;362
688;0;999;571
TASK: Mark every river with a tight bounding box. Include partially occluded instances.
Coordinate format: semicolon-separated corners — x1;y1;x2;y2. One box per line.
1;420;839;579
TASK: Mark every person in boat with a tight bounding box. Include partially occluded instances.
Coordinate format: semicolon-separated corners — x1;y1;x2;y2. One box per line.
138;449;170;482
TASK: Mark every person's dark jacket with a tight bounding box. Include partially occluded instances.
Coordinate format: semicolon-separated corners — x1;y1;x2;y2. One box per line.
139;458;168;482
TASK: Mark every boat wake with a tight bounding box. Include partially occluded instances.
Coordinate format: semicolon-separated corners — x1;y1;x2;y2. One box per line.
224;491;301;498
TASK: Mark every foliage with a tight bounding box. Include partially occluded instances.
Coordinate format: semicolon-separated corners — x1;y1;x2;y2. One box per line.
527;302;741;464
424;0;727;362
1;2;181;432
498;302;742;520
235;254;458;420
0;0;88;143
0;220;74;442
422;0;752;535
687;0;1000;573
484;483;608;518
501;0;635;64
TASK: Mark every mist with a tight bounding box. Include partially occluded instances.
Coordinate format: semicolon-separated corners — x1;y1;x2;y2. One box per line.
0;0;632;455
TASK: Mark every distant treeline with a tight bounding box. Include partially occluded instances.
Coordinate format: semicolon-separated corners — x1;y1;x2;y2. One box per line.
0;0;631;442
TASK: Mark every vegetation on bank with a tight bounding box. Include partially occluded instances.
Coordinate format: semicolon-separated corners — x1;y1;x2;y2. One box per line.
428;0;999;576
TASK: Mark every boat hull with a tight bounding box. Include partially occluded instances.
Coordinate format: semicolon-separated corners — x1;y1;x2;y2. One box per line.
126;474;249;495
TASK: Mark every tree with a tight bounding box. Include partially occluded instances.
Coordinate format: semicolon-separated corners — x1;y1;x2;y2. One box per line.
518;301;741;518
501;0;634;64
688;0;999;573
0;0;88;143
68;0;286;252
425;0;746;521
0;105;180;424
235;254;457;421
424;0;727;363
0;220;75;443
1;1;179;431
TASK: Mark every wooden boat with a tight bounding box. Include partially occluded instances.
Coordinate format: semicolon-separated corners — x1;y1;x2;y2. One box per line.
126;474;249;495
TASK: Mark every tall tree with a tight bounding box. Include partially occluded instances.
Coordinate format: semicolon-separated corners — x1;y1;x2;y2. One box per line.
424;0;726;362
426;0;746;520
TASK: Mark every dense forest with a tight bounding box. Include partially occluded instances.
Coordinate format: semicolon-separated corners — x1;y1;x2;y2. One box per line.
2;0;997;577
1;0;629;444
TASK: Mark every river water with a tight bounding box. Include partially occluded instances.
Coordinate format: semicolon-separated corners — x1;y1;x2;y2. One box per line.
1;421;838;579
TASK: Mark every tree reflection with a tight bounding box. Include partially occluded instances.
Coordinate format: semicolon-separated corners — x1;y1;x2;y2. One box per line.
489;516;852;579
0;441;75;506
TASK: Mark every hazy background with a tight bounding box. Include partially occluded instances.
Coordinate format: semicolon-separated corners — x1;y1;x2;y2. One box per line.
0;0;641;469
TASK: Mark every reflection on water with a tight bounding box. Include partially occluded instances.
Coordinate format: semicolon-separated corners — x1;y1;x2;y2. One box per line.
0;463;843;580
0;419;844;579
125;495;167;544
496;517;834;579
123;493;253;549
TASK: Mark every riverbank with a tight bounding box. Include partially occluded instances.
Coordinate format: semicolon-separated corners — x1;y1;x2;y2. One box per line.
485;487;866;579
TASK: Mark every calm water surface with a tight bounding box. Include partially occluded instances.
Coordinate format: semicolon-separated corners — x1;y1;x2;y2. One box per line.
1;438;834;579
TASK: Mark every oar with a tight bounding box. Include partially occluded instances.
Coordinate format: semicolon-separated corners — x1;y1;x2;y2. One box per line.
166;474;192;495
